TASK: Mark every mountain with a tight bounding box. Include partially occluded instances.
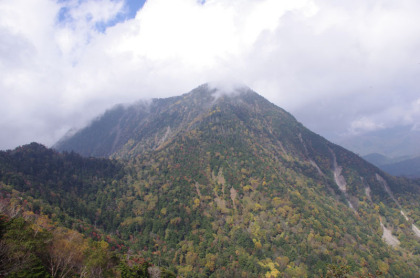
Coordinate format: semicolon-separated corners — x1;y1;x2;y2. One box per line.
363;153;395;167
335;125;420;158
3;84;420;277
362;153;420;178
0;142;123;228
55;84;228;158
380;156;420;178
0;143;175;277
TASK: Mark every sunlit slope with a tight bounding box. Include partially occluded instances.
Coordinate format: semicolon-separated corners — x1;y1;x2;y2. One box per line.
45;84;420;276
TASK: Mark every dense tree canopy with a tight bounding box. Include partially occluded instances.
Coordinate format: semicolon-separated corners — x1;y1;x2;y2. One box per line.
1;87;420;277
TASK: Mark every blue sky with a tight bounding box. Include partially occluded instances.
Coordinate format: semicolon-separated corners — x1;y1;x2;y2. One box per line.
98;0;147;31
125;0;147;18
57;0;147;32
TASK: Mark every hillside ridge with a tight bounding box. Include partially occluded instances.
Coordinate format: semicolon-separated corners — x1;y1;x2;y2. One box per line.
5;84;420;277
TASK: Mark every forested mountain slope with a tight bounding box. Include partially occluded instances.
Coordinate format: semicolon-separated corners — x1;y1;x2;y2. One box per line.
55;84;223;158
2;84;420;277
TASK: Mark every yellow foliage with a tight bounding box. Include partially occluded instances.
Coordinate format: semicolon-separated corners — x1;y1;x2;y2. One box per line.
275;224;283;233
177;265;193;276
253;239;262;249
99;240;109;249
193;198;200;209
185;251;198;265
290;190;302;200
307;232;314;242
226;216;234;225
243;185;253;192
289;213;300;225
323;235;332;243
254;203;263;211
170;217;182;225
121;216;144;227
205;253;217;272
285;263;307;277
377;260;389;275
161;207;167;215
49;228;88;277
259;259;280;278
277;207;287;218
272;197;282;207
275;256;289;269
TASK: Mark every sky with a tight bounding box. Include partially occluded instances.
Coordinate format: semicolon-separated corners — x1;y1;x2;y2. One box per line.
1;0;420;152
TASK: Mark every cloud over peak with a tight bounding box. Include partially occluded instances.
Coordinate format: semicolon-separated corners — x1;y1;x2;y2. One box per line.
1;0;420;150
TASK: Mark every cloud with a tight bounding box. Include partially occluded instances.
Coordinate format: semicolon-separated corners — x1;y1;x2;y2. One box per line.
1;0;420;150
349;117;385;135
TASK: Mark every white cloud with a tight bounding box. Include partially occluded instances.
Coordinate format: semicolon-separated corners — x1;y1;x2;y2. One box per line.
349;117;384;134
1;0;420;150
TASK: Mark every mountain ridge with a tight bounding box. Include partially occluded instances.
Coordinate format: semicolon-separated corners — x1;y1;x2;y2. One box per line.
4;84;420;277
336;125;420;158
54;84;298;159
363;153;420;178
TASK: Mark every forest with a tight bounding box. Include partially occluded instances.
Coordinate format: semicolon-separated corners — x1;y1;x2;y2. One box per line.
2;88;420;277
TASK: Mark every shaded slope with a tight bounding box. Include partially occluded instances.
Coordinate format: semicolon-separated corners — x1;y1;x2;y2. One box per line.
0;142;124;231
55;84;220;158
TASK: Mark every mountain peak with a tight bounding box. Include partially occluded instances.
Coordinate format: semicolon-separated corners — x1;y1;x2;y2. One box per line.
180;83;259;104
9;84;420;277
54;83;285;158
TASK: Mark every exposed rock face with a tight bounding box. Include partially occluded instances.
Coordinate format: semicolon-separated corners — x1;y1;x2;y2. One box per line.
380;220;400;247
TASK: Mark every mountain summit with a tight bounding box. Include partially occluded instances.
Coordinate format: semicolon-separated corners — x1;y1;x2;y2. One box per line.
39;84;420;275
55;84;292;158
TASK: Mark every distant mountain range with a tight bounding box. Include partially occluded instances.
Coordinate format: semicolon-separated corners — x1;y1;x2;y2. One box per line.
363;153;420;178
2;84;420;277
336;125;420;158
